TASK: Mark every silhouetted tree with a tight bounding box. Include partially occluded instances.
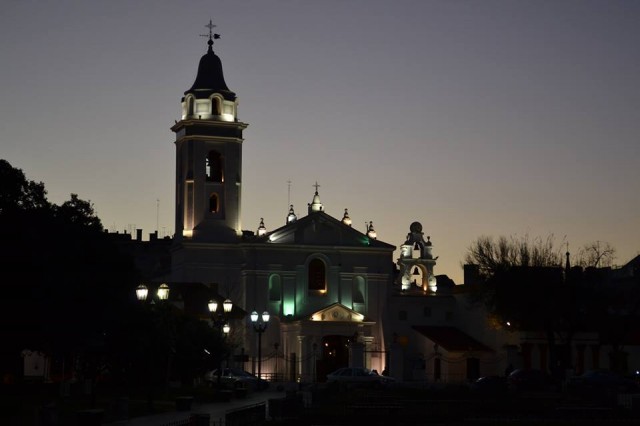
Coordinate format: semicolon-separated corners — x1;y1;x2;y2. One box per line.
464;234;585;377
576;241;616;268
0;159;138;385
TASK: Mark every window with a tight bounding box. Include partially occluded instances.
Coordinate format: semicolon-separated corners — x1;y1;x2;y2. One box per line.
209;193;219;213
187;96;194;117
353;276;365;304
211;98;220;115
308;259;326;292
206;151;223;182
269;275;282;301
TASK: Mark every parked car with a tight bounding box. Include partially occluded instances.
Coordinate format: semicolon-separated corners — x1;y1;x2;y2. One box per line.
567;369;639;397
204;367;269;390
469;375;508;395
326;367;395;389
507;368;557;392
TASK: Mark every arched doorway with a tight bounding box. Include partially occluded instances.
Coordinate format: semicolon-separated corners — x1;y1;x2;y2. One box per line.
317;335;350;382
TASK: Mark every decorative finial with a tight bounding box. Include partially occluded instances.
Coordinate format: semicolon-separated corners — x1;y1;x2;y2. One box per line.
367;221;377;239
342;208;352;227
257;217;267;236
200;19;221;52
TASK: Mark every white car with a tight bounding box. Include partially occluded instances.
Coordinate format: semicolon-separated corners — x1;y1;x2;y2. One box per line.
326;367;395;389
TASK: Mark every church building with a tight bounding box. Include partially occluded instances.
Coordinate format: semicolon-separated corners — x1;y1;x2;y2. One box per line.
140;23;526;386
167;26;403;382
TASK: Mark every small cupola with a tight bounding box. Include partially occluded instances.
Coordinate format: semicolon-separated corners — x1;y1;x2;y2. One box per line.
180;21;238;122
367;221;377;239
341;208;352;227
286;205;297;224
257;218;267;236
185;21;235;101
308;182;324;213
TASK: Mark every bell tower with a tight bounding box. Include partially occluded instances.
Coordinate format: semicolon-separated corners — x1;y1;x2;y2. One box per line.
172;21;248;244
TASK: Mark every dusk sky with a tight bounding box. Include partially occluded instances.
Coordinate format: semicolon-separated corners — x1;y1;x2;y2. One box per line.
1;1;638;283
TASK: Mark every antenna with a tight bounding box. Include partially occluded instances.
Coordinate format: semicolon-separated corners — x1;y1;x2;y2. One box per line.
287;180;292;208
156;199;160;232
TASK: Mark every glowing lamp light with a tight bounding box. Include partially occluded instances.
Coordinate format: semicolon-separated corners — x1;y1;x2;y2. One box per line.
208;300;218;313
366;221;377;239
136;284;149;301
222;323;231;335
257;218;267;236
223;298;233;313
250;311;269;379
157;283;170;300
342;208;352;226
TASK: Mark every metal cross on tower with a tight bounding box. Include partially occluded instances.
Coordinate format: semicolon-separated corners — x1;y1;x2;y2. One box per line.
200;19;221;42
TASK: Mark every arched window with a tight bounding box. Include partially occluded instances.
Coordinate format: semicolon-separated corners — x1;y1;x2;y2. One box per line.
187;96;195;117
206;151;223;182
308;259;326;292
211;98;220;115
209;193;219;213
353;276;365;304
269;275;282;301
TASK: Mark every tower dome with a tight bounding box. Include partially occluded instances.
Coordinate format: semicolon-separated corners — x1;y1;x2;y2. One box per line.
184;26;236;101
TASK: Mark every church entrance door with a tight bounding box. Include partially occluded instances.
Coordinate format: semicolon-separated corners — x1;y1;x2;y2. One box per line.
317;335;350;382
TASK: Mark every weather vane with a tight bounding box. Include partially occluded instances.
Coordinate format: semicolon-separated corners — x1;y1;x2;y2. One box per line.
200;19;221;45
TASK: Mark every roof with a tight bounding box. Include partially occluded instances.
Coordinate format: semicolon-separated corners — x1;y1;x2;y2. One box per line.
412;326;494;352
250;211;395;250
185;42;236;101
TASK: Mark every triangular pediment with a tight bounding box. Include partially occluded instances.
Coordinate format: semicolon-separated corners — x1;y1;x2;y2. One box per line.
310;303;366;322
254;211;394;249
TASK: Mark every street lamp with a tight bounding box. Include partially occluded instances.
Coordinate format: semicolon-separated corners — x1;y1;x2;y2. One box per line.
136;284;149;301
208;298;233;387
136;283;170;303
134;283;171;406
250;310;269;380
208;298;233;331
157;283;170;301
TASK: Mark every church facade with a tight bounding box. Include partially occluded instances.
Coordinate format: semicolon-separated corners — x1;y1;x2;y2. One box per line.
168;30;403;381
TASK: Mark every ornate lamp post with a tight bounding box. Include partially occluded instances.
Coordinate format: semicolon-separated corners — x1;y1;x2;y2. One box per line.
134;283;171;406
208;298;233;329
208;298;233;387
250;310;269;380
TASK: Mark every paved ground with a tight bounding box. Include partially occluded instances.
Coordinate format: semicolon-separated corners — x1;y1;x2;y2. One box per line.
104;388;287;425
